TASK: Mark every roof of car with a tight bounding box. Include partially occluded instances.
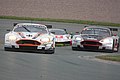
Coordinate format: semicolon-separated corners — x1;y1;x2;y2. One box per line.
49;28;66;30
16;23;46;26
84;26;110;29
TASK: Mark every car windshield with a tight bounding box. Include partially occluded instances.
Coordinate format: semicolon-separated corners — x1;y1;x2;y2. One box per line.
49;29;67;35
81;28;110;37
14;25;47;34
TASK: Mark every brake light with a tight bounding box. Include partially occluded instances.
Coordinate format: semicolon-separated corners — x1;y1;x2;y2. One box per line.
56;35;63;38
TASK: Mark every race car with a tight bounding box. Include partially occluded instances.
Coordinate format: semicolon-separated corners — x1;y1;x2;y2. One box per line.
49;28;71;45
4;23;55;54
72;26;119;52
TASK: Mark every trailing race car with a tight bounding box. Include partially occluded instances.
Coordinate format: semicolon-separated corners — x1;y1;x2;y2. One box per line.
4;23;55;54
49;28;71;45
72;26;119;52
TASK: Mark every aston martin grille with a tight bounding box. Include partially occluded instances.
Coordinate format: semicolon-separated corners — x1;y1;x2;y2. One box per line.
16;40;41;45
81;40;102;46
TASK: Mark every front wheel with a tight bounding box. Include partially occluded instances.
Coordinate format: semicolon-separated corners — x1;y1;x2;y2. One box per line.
72;47;78;51
45;48;55;54
114;43;119;52
4;47;12;51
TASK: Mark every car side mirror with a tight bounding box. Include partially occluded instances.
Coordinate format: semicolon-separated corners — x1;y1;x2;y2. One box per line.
113;34;117;36
112;33;117;36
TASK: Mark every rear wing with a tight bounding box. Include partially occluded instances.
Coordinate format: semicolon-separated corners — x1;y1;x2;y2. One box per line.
45;25;52;28
109;27;119;36
109;28;118;31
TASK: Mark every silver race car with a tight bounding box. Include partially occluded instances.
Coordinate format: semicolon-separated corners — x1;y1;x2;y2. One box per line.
49;28;71;45
72;26;119;52
4;23;55;54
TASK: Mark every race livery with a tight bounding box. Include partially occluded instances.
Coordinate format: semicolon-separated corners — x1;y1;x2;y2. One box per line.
49;28;71;45
72;26;119;52
4;23;55;54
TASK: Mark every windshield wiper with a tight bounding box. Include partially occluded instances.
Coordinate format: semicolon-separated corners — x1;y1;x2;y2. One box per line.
22;26;31;32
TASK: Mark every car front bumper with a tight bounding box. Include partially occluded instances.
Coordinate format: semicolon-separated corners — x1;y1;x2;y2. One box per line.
4;43;55;52
72;40;113;50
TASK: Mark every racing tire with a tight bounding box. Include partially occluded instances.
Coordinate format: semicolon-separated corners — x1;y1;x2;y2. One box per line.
114;43;119;52
45;48;55;54
4;47;11;51
72;47;78;51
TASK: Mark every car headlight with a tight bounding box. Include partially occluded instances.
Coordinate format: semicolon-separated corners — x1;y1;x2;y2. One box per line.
40;38;50;42
101;38;113;43
75;37;82;41
9;35;17;41
102;39;109;43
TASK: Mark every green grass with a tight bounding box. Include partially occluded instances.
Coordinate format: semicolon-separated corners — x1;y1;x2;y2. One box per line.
95;55;120;62
0;16;120;27
55;44;70;47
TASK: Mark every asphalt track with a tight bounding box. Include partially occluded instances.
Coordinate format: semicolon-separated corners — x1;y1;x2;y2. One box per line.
0;19;120;80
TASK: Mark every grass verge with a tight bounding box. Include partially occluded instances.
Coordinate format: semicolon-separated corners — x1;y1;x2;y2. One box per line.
56;44;70;47
95;55;120;62
0;16;120;27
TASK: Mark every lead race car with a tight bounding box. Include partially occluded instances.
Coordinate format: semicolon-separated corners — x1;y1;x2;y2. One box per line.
4;23;55;54
72;26;119;52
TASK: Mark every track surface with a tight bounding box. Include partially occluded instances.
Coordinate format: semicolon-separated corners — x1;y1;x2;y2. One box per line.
0;19;120;80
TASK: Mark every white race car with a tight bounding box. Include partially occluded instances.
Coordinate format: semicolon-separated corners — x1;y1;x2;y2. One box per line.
72;26;119;52
4;23;55;54
49;28;71;45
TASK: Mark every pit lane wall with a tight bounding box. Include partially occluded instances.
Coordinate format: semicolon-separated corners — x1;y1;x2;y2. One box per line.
0;0;120;23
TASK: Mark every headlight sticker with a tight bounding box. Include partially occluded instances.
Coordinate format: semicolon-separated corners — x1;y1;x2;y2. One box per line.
101;38;113;44
9;35;17;41
75;37;82;41
40;37;50;42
